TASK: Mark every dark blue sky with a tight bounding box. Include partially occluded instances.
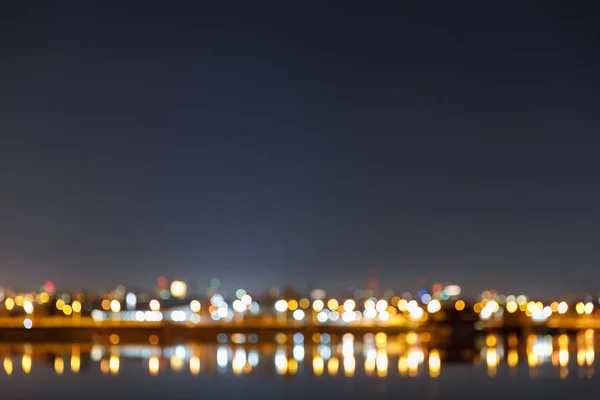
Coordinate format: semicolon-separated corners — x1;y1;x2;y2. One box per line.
1;1;599;297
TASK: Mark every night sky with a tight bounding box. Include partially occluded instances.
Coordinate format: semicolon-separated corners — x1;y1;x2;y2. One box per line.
1;1;599;297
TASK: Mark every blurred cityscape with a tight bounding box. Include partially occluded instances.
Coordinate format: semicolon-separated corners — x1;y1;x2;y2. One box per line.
2;277;600;338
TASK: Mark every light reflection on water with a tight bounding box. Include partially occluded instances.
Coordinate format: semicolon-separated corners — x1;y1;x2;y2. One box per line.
0;331;597;381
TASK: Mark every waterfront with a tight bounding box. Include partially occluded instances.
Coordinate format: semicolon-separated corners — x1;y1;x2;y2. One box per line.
1;331;599;399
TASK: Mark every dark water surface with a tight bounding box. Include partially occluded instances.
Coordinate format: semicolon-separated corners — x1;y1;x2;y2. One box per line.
1;332;598;399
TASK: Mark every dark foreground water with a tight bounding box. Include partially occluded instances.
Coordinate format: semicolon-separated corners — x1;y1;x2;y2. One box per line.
0;331;598;399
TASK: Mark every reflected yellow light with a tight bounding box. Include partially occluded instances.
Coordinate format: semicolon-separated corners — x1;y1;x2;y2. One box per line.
343;356;355;377
558;334;569;349
190;356;200;375
398;356;408;376
508;349;519;368
100;359;110;374
486;334;497;348
429;349;441;378
327;299;338;311
287;358;298;375
407;348;422;377
586;348;595;366
149;356;160;376
149;334;160;345
327;357;339;376
577;349;586;366
22;354;32;374
486;348;499;376
55;356;64;375
559;349;569;367
406;332;418;345
275;354;288;375
313;355;324;376
109;334;120;345
585;329;594;341
365;358;376;376
71;346;81;373
109;355;120;375
376;350;388;377
528;351;538;367
454;300;465;311
560;367;569;380
170;356;185;372
3;356;13;375
508;333;519;348
375;332;387;348
232;353;245;375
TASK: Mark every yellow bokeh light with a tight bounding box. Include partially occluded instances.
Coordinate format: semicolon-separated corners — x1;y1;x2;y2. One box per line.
576;302;585;315
101;299;110;310
54;357;64;375
15;296;24;307
327;299;339;311
149;356;160;376
287;299;299;311
22;354;32;374
454;300;465;311
398;299;408;311
5;298;15;311
39;292;50;303
63;305;73;316
72;300;82;313
299;298;310;309
506;301;518;313
56;299;65;311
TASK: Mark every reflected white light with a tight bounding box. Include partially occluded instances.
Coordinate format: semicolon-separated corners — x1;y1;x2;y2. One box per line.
248;350;259;367
293;345;305;361
217;346;229;369
318;344;332;360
